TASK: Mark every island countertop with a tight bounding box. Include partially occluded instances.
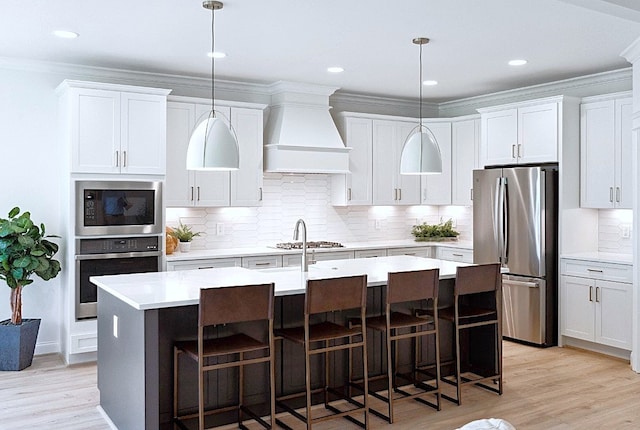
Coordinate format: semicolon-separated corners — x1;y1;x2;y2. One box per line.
91;255;469;311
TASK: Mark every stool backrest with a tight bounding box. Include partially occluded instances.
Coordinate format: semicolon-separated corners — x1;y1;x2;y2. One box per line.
454;263;501;296
199;283;275;327
387;269;439;304
305;275;367;315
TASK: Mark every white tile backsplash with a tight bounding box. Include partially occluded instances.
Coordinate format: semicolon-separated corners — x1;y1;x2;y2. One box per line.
166;173;473;250
598;209;633;254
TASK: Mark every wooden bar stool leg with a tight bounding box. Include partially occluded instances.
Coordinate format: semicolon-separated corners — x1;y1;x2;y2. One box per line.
199;356;205;430
386;328;394;423
434;313;442;411
239;352;244;427
454;322;462;406
305;340;313;430
325;340;330;407
173;347;179;429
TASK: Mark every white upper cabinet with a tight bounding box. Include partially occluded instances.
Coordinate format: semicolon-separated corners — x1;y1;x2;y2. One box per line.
372;119;421;205
580;93;632;209
451;117;480;206
165;98;265;207
479;99;559;166
57;81;170;175
420;121;452;205
331;114;373;206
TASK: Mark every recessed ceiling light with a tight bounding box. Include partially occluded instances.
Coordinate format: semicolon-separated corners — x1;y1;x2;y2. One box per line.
207;51;227;59
422;80;438;86
508;59;527;66
52;30;79;39
327;67;344;73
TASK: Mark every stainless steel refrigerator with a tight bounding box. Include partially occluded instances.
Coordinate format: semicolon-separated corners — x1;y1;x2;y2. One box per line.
473;165;558;346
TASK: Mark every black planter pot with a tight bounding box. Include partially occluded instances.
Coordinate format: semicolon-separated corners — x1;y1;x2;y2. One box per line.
0;318;41;371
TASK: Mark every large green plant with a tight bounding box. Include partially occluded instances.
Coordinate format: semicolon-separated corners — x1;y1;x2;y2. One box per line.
0;207;61;325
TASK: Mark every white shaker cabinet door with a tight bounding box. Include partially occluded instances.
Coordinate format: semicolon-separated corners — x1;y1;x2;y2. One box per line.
615;97;633;209
421;121;452;205
595;279;632;349
561;275;595;342
72;89;121;174
120;92;167;175
451;118;479;206
580;100;615;208
517;102;558;164
230;107;263;207
481;108;517;167
166;102;196;207
372;120;398;205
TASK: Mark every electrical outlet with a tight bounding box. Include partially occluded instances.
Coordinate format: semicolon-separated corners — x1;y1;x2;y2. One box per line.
621;224;631;239
113;315;119;338
374;219;381;230
216;223;225;236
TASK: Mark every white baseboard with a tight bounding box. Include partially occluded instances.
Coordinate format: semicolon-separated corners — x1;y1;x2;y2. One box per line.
97;405;118;430
34;341;60;356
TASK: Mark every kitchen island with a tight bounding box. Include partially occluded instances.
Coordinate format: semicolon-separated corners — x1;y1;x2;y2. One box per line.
92;256;482;429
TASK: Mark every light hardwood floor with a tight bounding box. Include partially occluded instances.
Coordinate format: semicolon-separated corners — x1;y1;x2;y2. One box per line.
2;341;640;429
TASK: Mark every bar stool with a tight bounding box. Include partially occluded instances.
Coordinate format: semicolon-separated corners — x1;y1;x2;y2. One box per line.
428;263;502;405
350;269;441;424
173;283;276;430
275;275;369;429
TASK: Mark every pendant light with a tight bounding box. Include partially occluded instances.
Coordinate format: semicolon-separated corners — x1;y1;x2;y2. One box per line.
186;0;239;171
400;37;442;175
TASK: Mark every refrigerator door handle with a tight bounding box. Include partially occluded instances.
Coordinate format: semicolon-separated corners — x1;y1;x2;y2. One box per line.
500;177;508;265
493;177;503;263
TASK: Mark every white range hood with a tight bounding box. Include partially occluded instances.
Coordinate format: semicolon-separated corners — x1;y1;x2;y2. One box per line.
264;81;351;174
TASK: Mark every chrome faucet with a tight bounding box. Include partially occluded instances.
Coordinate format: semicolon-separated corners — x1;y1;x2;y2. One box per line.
293;218;308;272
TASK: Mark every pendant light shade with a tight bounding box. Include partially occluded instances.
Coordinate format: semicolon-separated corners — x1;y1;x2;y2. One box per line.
400;126;442;174
400;37;442;175
186;112;239;170
186;0;239;171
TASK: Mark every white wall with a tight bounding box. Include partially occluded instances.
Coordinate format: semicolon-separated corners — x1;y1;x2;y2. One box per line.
166;173;472;249
0;67;66;354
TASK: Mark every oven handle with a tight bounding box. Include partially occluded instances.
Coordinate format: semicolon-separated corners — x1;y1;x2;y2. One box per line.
75;251;162;261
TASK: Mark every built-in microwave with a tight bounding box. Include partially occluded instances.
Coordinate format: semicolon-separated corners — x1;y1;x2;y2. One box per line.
75;180;162;236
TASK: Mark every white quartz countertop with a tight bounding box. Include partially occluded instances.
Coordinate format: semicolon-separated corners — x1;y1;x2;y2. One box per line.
561;252;633;265
165;239;473;262
92;255;469;311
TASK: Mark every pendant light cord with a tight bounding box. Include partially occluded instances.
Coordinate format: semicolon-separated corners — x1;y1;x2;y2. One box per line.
211;6;215;114
419;42;423;129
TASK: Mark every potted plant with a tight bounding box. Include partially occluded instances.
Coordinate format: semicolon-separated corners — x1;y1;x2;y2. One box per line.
170;222;202;253
0;207;61;370
411;218;460;242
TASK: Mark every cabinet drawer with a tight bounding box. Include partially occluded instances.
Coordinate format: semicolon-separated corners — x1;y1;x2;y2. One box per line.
354;249;387;258
436;247;473;263
167;257;241;271
242;255;283;269
387;247;432;258
561;259;632;283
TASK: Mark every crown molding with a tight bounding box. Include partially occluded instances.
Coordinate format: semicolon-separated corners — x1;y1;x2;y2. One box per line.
331;91;435;115
439;68;632;117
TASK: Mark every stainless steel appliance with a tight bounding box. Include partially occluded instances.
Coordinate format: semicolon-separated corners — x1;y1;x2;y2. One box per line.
76;180;162;236
75;236;161;319
473;165;558;346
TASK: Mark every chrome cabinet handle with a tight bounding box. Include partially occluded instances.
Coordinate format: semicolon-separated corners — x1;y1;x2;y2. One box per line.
610;187;614;202
470;188;473;201
197;186;201;201
616;187;620;203
259;187;263;201
453;253;463;257
517;144;522;158
511;144;516;159
589;286;593;302
587;268;603;273
399;188;402;201
115;150;119;167
123;150;127;167
347;187;352;201
190;186;194;202
253;262;271;267
595;286;600;303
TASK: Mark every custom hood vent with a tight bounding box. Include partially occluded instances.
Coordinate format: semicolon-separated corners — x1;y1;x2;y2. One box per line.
264;81;351;174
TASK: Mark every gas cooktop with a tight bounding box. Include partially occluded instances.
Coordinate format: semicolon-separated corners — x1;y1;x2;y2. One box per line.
274;241;344;250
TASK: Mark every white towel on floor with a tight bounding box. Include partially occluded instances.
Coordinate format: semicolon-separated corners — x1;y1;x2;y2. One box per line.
457;418;516;430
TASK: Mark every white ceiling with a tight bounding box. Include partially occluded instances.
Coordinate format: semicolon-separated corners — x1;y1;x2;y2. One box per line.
2;0;640;101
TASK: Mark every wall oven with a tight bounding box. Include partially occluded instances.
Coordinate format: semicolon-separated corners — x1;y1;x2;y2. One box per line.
76;180;162;236
76;236;161;320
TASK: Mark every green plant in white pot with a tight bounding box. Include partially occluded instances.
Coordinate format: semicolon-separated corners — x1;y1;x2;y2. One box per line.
171;221;201;253
0;207;61;370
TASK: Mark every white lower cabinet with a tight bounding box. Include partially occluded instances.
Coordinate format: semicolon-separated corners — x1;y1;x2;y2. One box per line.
387;247;432;258
241;255;282;269
167;257;242;271
561;259;632;350
354;249;387;258
282;250;354;267
435;246;473;263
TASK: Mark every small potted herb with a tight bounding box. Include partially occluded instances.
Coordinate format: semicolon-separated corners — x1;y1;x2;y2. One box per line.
411;219;460;242
170;222;202;253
